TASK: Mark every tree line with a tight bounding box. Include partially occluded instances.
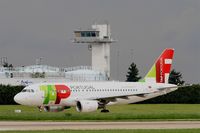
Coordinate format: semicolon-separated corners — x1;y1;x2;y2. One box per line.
0;85;23;105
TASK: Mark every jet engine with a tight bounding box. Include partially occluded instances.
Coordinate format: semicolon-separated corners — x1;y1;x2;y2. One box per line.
41;106;70;112
76;100;99;112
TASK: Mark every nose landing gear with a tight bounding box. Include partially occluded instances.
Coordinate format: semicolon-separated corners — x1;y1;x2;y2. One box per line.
38;106;44;112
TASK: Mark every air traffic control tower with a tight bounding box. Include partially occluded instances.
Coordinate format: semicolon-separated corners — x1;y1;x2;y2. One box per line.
73;24;116;80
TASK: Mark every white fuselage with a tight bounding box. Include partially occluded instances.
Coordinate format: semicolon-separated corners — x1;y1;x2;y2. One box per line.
14;81;177;107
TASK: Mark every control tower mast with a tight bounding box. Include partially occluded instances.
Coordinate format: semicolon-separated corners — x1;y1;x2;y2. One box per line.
73;24;116;79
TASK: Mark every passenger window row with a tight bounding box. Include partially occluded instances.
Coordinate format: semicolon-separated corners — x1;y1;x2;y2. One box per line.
71;89;138;92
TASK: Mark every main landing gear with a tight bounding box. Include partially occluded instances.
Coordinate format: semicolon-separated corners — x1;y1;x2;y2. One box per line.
99;100;110;113
100;107;109;113
101;109;109;113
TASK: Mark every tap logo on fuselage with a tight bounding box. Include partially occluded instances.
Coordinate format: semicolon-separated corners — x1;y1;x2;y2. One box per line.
40;85;71;105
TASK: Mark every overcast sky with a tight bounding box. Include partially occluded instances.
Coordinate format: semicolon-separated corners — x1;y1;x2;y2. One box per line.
0;0;199;83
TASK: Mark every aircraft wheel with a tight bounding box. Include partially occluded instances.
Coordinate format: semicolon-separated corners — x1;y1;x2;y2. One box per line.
38;106;43;112
101;109;110;113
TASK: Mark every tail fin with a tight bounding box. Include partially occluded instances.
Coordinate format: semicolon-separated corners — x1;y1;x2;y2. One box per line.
142;48;174;83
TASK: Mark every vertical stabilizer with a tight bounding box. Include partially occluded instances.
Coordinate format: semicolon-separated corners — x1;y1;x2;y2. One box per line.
142;48;174;83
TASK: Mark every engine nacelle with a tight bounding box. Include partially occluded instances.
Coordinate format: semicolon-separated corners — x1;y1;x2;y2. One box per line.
76;100;98;112
42;106;70;112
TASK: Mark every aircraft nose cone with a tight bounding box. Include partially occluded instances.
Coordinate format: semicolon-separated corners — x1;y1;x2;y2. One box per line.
14;93;24;105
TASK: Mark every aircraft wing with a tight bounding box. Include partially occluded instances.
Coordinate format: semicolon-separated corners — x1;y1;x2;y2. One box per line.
90;92;154;103
156;85;178;91
91;85;190;103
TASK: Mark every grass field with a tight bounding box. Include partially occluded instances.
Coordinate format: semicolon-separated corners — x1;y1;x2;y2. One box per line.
1;129;200;133
0;104;200;121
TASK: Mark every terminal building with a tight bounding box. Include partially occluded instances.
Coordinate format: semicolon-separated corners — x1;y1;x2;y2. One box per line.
0;23;115;86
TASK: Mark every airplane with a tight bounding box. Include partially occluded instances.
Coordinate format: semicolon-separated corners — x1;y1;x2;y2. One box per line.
14;48;179;113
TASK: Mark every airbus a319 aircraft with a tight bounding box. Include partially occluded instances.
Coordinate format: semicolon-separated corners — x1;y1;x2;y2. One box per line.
14;48;179;113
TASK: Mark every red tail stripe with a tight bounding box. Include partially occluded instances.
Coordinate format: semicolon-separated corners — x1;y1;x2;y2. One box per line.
156;49;174;83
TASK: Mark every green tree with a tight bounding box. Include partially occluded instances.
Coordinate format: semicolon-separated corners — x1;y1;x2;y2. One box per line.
126;62;141;82
169;69;185;85
0;85;24;105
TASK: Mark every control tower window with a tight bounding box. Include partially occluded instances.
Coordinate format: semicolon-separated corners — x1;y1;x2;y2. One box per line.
91;32;96;37
81;32;86;37
80;31;97;37
75;32;81;37
86;32;90;37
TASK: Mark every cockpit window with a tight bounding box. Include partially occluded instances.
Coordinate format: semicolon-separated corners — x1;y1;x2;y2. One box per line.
21;89;27;92
21;89;34;93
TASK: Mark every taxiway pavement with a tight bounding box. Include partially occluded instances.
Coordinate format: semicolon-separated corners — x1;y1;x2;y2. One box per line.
0;121;200;131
